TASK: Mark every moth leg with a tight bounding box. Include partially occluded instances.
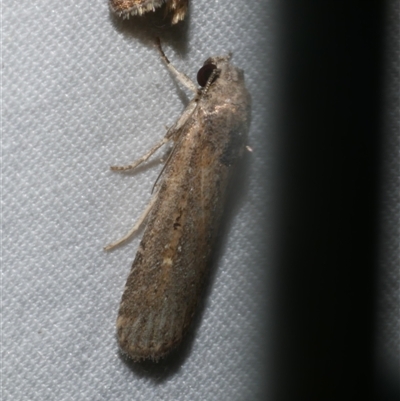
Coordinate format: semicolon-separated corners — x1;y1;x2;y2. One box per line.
110;136;172;172
104;193;158;251
156;38;198;94
111;93;198;172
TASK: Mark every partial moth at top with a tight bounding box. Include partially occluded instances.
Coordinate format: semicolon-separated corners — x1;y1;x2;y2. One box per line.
109;0;188;24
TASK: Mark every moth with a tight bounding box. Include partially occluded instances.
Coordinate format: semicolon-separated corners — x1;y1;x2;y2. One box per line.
105;39;251;361
109;0;188;24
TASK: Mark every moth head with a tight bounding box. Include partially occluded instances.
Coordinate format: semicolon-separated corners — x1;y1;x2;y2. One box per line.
197;54;244;88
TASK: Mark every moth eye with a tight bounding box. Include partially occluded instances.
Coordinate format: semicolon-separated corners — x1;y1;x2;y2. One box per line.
197;63;217;87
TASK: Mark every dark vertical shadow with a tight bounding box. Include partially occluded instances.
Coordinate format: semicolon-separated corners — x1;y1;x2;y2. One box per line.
269;1;388;400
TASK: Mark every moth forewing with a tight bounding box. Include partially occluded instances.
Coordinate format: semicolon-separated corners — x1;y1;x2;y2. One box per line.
109;0;188;24
108;47;251;361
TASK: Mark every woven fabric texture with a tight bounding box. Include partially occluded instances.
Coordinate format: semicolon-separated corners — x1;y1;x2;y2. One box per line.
3;1;270;400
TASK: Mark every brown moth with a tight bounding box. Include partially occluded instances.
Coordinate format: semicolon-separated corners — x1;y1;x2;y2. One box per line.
105;40;251;361
109;0;188;24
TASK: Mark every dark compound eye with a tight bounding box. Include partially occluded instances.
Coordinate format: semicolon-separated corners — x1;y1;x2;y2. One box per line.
197;63;217;87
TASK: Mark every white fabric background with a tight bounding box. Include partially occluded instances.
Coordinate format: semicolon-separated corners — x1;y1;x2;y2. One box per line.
2;1;271;400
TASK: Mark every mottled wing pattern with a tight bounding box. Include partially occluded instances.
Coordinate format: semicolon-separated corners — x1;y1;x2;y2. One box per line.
115;54;250;361
117;102;249;361
166;0;188;24
109;0;188;24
